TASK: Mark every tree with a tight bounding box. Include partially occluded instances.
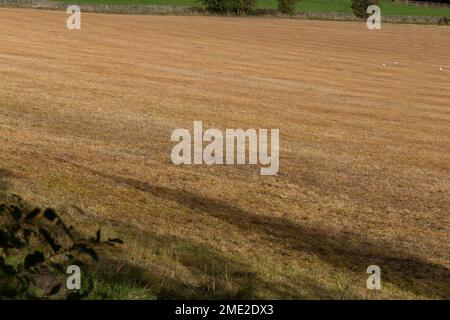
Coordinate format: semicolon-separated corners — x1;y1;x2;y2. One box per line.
277;0;300;14
199;0;257;15
351;0;380;19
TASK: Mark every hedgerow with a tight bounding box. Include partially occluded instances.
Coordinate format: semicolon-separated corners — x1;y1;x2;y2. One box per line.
199;0;257;15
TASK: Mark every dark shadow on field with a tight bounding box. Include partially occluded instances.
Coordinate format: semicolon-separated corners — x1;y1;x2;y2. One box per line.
0;169;12;197
91;224;357;299
92;233;261;299
78;166;450;299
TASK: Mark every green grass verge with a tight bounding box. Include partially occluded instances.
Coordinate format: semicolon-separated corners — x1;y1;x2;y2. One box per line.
63;0;450;17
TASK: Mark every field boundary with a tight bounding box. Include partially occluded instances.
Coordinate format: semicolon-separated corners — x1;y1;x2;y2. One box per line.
393;0;450;9
0;0;205;14
0;0;447;24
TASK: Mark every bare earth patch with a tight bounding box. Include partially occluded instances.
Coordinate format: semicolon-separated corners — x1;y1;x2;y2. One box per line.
0;8;449;299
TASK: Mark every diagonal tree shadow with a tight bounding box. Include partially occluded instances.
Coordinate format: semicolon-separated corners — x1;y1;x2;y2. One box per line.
92;232;266;299
76;165;450;299
91;224;361;299
0;166;358;299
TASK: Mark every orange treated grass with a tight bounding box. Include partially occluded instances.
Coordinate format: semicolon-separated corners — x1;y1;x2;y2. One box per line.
0;8;449;299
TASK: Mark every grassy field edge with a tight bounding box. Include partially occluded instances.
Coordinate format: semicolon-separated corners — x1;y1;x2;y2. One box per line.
1;0;449;24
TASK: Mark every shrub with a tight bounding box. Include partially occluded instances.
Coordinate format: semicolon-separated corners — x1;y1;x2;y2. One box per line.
277;0;300;14
0;194;123;299
438;17;449;26
199;0;257;15
351;0;380;19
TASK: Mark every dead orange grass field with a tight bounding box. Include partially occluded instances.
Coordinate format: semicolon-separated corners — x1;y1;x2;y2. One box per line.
0;8;449;299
